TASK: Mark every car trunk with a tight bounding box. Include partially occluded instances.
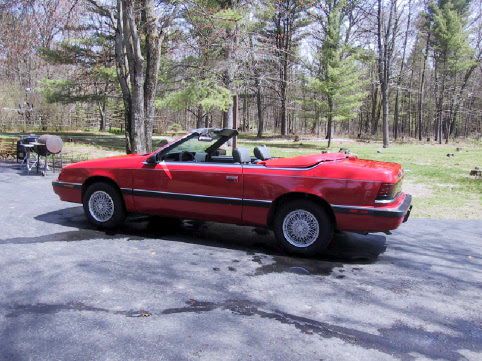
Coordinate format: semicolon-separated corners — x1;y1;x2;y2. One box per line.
261;152;403;184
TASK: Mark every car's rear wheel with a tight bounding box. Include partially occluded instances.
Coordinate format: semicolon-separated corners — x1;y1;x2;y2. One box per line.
83;182;125;229
273;199;333;256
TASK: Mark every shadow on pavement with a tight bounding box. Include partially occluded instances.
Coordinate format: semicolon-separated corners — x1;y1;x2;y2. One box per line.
26;206;387;270
0;160;56;177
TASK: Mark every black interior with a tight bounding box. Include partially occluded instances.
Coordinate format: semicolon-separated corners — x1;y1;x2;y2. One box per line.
160;150;263;165
154;129;271;165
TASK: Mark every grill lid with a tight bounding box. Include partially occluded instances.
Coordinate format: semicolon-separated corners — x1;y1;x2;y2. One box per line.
37;135;63;154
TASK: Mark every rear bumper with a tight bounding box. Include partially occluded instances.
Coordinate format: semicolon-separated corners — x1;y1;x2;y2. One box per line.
333;193;412;232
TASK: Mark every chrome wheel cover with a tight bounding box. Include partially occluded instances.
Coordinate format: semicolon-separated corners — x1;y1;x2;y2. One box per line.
88;191;114;222
282;209;320;248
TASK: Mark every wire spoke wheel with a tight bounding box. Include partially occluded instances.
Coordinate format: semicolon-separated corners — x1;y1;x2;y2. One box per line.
88;190;114;222
282;209;320;248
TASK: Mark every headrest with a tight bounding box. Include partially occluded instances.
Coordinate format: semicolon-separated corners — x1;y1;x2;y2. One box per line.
254;145;271;160
233;148;250;164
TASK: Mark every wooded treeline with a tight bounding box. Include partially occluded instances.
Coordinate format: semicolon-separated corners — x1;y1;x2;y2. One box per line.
0;0;481;152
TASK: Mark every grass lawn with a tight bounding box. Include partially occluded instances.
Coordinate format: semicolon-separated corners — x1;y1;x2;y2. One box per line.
2;131;480;219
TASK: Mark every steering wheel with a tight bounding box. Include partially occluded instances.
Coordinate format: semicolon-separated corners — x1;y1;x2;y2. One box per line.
178;151;194;162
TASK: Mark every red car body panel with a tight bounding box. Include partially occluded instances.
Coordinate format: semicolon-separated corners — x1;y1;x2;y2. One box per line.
259;153;347;168
53;132;411;233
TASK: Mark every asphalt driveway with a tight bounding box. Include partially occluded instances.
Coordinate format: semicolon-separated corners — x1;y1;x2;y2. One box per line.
0;162;481;361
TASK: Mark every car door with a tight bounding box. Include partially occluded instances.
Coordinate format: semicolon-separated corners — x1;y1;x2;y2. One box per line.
132;161;244;223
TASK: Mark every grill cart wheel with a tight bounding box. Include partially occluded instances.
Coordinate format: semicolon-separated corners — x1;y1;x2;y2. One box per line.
273;199;334;256
83;182;126;229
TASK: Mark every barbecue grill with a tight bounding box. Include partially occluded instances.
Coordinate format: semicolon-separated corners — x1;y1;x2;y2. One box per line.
16;134;39;163
19;134;63;175
34;135;63;157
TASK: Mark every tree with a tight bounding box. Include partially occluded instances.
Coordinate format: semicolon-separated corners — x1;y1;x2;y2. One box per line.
157;79;232;125
429;0;475;143
259;0;311;136
377;0;401;148
87;0;178;153
217;1;243;133
415;11;431;141
155;0;243;131
3;0;482;144
393;0;412;140
246;34;266;137
40;37;117;131
308;0;366;147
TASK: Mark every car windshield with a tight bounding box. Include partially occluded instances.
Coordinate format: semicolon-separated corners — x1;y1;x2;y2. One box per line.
167;136;220;154
164;129;229;157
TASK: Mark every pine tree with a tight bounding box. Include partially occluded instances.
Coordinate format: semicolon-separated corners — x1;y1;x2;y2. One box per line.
39;36;117;132
258;0;311;135
309;0;366;148
429;0;474;143
157;0;246;130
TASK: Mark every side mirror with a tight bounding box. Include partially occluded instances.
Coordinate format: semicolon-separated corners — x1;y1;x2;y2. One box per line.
144;155;157;165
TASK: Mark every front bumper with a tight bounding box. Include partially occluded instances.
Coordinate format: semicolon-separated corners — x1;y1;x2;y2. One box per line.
52;180;82;203
333;193;413;232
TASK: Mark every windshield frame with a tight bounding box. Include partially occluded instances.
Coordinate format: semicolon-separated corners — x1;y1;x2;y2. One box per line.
151;128;238;163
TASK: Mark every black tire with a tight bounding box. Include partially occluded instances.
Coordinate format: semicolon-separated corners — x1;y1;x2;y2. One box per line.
82;182;126;229
273;199;334;256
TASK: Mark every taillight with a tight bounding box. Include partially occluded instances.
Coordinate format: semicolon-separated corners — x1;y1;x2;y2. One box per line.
376;182;401;201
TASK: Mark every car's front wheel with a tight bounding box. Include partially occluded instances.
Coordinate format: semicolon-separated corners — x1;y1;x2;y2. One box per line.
83;182;126;229
273;199;334;256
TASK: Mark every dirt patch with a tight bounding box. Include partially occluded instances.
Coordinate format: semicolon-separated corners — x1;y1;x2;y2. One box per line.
404;180;432;198
61;143;123;163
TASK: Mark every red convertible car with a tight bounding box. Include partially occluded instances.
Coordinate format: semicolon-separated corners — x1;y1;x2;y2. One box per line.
53;128;411;255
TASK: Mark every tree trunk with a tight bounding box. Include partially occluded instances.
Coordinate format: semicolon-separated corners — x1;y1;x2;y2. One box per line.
371;85;380;135
326;97;333;148
381;82;390;148
204;113;210;128
280;73;287;136
311;110;318;135
279;24;290;136
196;105;203;128
394;0;411;140
143;0;164;152
418;33;430;141
232;94;238;148
394;90;400;140
242;92;247;131
377;0;397;148
435;59;447;145
122;0;146;154
255;77;264;138
447;61;478;140
98;100;106;132
101;0;175;153
113;0;132;153
407;47;416;137
223;20;237;137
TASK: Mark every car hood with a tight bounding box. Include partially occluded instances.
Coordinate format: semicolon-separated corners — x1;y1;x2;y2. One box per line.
260;153;348;168
64;153;148;169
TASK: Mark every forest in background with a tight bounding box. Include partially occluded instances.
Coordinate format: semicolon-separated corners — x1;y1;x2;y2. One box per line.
0;0;481;153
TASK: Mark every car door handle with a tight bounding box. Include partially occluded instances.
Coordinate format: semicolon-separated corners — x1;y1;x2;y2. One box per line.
225;175;239;182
